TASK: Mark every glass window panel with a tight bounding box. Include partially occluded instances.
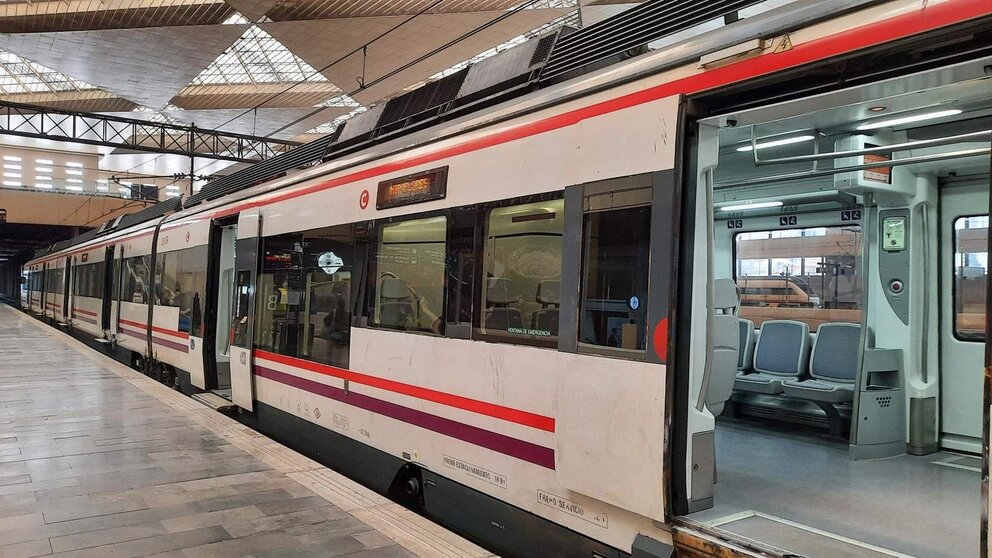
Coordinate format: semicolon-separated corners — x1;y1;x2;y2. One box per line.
735;225;863;330
254;225;355;366
954;215;988;341
579;202;652;355
479;199;564;344
372;216;447;334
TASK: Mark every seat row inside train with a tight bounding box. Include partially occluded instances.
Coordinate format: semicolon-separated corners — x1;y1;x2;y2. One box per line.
706;279;863;431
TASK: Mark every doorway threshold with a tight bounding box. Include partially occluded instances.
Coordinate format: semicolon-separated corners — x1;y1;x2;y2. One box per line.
709;511;917;558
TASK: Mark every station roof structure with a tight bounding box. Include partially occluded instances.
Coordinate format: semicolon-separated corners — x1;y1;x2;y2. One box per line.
0;0;609;144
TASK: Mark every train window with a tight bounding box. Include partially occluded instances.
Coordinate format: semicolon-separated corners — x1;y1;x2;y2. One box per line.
73;263;103;298
734;225;863;331
155;247;208;334
578;181;652;357
304;225;355;367
178;246;207;336
255;225;355;366
122;256;150;304
371;216;447;335
953;216;988;341
154;251;181;307
478;199;564;345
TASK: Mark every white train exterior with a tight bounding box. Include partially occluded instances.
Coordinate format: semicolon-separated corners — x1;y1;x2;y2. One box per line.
22;0;992;555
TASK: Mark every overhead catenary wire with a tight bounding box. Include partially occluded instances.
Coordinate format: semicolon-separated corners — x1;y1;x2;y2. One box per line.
265;0;552;139
114;0;559;179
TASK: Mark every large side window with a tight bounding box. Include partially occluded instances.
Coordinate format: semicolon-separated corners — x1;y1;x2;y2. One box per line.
255;225;355;367
478;198;564;346
178;246;208;336
371;216;447;334
578;181;652;357
734;225;863;331
122;256;150;303
154;251;181;307
73;263;103;298
953;215;988;341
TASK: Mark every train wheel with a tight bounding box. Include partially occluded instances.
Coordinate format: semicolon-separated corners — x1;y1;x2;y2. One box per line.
388;464;425;512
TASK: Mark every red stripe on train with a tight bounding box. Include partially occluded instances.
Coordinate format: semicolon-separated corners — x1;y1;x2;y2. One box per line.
119;318;189;340
256;350;556;433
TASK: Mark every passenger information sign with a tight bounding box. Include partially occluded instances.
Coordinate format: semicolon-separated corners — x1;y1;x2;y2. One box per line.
377;166;448;210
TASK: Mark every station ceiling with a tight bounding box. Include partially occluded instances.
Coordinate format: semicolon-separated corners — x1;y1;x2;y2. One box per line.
0;0;632;144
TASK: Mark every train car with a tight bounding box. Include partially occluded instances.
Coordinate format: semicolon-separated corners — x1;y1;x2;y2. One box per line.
22;0;992;556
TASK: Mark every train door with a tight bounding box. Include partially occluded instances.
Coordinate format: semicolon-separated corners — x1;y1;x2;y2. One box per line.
939;180;989;453
101;246;114;331
62;256;72;323
228;210;261;410
39;262;47;317
202;219;237;393
110;245;123;342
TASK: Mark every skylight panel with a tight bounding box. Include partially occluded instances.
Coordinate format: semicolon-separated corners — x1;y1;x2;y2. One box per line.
190;24;326;86
0;48;98;95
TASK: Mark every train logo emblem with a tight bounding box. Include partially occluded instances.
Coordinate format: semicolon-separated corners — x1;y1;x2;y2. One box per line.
359;189;370;209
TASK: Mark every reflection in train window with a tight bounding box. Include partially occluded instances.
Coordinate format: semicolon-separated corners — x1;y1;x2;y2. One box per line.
372;216;446;335
953;216;988;341
480;199;564;345
155;247;208;335
735;225;863;331
255;225;355;367
122;256;149;304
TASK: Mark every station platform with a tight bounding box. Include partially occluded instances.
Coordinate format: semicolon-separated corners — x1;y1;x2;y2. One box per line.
0;305;493;558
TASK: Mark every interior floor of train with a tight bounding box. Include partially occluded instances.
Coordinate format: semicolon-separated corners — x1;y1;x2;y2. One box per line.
687;419;979;558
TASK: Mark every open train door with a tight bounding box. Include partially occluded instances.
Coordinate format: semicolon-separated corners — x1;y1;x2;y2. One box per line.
229;209;261;411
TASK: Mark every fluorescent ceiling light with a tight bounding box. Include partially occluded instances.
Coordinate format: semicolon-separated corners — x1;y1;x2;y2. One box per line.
3;155;21;162
35;184;53;189
166;191;181;197
96;185;109;192
66;169;83;176
35;175;52;181
166;185;180;191
67;178;82;183
118;187;129;193
736;135;816;152
36;167;52;173
4;164;20;170
3;180;20;187
96;178;108;183
36;159;53;165
857;109;962;131
3;172;20;178
719;201;784;212
66;162;84;168
66;185;83;192
121;181;133;186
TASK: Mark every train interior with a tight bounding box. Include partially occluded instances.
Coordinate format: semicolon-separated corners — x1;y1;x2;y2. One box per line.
684;57;991;557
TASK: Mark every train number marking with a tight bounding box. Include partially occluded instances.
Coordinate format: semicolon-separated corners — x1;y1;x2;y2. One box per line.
536;490;608;528
443;455;507;489
358;428;371;439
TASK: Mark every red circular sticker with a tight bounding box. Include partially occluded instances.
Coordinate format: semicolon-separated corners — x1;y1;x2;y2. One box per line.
359;189;370;209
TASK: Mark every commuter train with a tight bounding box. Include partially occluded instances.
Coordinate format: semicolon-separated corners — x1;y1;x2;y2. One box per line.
20;0;992;556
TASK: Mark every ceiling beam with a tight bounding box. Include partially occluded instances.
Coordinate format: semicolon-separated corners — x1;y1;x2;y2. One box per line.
0;99;299;163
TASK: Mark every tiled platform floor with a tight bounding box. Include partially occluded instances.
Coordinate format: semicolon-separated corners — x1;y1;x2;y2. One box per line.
0;305;492;558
